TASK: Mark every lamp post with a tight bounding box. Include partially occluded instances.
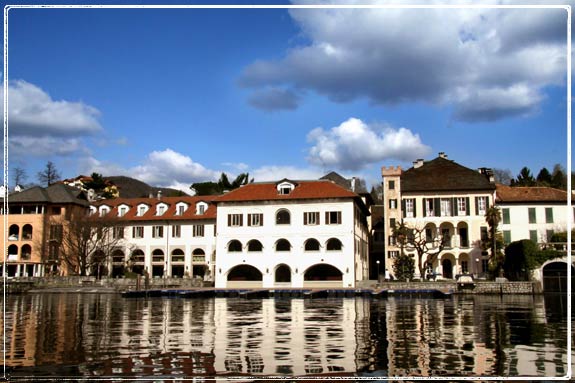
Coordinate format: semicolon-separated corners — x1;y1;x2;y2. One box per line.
376;260;380;282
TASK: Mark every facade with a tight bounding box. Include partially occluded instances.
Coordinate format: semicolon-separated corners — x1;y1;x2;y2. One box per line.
91;195;217;279
212;179;370;288
496;184;571;246
382;153;496;279
1;184;90;277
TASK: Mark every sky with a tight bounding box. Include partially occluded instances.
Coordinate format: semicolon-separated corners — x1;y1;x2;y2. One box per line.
3;1;571;193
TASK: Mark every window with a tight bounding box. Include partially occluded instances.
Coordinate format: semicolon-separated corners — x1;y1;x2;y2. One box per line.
51;207;62;215
388;180;395;190
502;208;510;225
441;228;451;247
461;261;468;274
459;228;469;247
177;204;186;215
304;238;320;251
193;225;204;237
137;205;147;216
196;202;207;215
545;208;554;223
476;197;487;216
529;230;538;243
276;239;291;251
405;199;414;218
152;226;164;238
388;236;396;246
425;228;433;242
247;240;263;252
100;207;110;217
389;199;397;209
248;213;263;227
49;225;63;241
276;209;291;225
390;218;396;229
304;212;319;225
326;238;342;251
279;187;291;195
132;226;144;238
457;198;466;216
157;205;166;215
528;208;536;224
172;225;181;238
440;198;451;217
228;214;243;227
482;259;489;273
424;199;434;217
480;227;488;242
119;207;128;217
325;211;342;225
113;227;124;239
228;240;242;252
388;250;399;259
503;230;511;244
546;230;554;242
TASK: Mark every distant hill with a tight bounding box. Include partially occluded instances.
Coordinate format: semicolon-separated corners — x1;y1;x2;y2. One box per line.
106;176;188;199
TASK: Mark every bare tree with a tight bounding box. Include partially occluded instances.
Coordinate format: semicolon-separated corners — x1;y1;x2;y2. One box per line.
12;166;27;188
393;221;446;278
47;210;125;276
37;161;61;187
492;168;513;185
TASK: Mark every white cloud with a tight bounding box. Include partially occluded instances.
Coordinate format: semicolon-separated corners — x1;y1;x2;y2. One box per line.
251;165;325;182
240;4;567;121
306;117;431;170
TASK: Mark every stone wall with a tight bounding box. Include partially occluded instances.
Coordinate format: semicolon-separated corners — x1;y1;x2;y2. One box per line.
376;281;540;294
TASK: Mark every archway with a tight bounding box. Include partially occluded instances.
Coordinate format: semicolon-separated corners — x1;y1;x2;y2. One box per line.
131;249;145;275
8;224;19;240
442;259;453;279
543;262;575;293
151;249;165;277
171;249;185;278
111;249;125;277
304;264;342;281
275;264;291;283
227;264;263;288
22;224;33;240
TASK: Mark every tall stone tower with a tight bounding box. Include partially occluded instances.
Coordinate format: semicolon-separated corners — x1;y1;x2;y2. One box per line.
381;165;402;277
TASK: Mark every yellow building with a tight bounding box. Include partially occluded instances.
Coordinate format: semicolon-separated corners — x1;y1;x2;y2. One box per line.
2;184;90;277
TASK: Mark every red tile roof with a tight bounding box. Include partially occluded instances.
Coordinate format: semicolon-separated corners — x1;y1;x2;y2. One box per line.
496;184;568;203
92;195;218;221
213;180;360;203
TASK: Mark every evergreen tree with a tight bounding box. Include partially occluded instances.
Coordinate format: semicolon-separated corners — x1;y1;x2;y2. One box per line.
550;164;567;190
536;167;552;186
512;167;535;186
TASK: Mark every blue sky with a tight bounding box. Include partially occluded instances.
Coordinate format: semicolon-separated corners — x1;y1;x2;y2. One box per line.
3;3;571;192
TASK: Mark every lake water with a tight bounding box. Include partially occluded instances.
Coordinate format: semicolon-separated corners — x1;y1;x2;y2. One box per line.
2;293;573;380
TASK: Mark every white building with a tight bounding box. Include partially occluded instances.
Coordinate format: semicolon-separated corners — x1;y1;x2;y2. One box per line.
382;153;496;279
496;184;571;246
212;179;370;288
92;195;217;279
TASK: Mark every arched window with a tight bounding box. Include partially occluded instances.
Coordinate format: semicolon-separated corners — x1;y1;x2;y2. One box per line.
276;239;291;252
21;244;32;260
131;249;145;263
8;244;18;259
276;209;291;225
305;238;320;251
8;225;19;240
326;238;343;251
171;248;185;263
228;240;242;252
247;240;263;252
152;249;164;263
112;249;125;263
192;248;206;262
22;224;33;240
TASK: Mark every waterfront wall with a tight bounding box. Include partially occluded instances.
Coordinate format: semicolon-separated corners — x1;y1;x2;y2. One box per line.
377;281;541;294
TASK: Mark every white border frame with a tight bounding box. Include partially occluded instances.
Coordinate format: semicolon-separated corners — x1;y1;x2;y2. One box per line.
2;3;572;382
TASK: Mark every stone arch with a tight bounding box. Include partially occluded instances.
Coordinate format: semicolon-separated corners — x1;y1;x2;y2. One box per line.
275;209;291;225
456;222;470;248
151;249;165;277
8;224;19;240
228;240;242;252
275;264;291;283
275;239;291;252
247;240;263;252
7;244;18;260
304;264;343;281
441;253;456;279
304;238;320;251
542;261;575;293
111;249;125;277
227;264;263;286
130;249;145;275
326;238;343;251
20;244;32;260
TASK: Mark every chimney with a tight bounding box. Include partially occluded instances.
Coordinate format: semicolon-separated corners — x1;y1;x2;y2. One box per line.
413;159;424;168
438;152;447;159
351;177;357;192
157;190;162;200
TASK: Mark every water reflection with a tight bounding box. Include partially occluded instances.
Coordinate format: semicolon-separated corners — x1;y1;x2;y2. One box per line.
2;293;571;378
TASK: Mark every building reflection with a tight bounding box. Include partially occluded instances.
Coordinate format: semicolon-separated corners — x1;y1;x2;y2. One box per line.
2;294;569;378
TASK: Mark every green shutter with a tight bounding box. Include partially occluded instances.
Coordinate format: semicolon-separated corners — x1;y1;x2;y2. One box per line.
546;208;553;223
502;209;510;225
435;198;440;217
503;230;511;244
528;208;536;224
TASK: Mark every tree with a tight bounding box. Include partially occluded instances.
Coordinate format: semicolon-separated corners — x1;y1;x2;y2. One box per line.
550;164;567;190
393;221;446;279
191;172;254;196
392;251;415;282
12;166;27;188
370;184;383;205
37;161;61;187
83;173;117;199
46;209;125;276
504;240;561;281
511;167;535;187
535;167;552;186
493;168;513;185
483;206;504;278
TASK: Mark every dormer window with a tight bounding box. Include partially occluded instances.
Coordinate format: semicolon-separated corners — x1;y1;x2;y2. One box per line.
196;201;208;215
118;205;128;217
99;206;110;217
176;203;188;216
89;206;97;216
156;203;168;216
276;180;296;195
137;204;148;217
